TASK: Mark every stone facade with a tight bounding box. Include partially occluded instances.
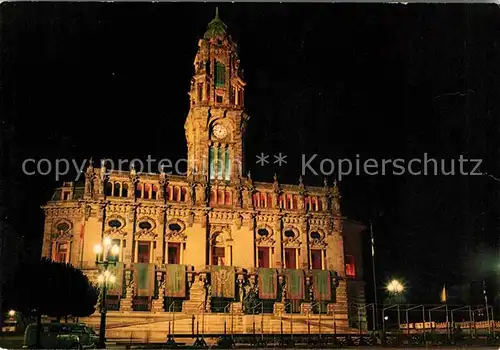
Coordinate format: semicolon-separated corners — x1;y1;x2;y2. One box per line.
40;10;366;336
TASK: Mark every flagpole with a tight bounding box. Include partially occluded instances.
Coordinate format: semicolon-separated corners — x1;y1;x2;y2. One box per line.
370;220;379;331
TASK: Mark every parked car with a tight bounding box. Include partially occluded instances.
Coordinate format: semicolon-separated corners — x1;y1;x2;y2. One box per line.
23;322;98;349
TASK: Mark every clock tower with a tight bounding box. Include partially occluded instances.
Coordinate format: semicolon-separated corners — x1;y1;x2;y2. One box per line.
184;8;249;183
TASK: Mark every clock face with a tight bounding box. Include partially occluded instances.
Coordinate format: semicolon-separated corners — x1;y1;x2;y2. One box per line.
212;124;228;139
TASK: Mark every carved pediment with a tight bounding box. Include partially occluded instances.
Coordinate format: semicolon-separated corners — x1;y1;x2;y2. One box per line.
166;219;187;242
283;226;301;247
308;228;327;248
104;215;127;238
136;217;157;240
256;224;274;246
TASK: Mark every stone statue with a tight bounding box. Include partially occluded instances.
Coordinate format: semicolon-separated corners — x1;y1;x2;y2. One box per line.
279;275;287;302
159;165;167;184
298;176;306;198
189;182;196;205
238;279;244;302
332;180;341;214
100;159;107;180
273;173;279;192
130;162;136;177
308;278;314;302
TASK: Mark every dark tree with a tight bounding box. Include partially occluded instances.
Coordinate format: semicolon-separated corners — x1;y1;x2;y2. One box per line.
3;258;98;346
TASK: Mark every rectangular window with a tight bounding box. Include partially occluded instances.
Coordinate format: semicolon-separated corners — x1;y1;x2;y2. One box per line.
345;255;356;277
167;243;180;265
238;89;243;106
212;246;225;266
224;148;230;181
284;248;297;269
56;243;69;263
311;249;322;269
197;83;203;102
62;192;70;200
209;147;215;180
216;95;223;103
258;247;270;268
217;148;223;179
137;242;150;263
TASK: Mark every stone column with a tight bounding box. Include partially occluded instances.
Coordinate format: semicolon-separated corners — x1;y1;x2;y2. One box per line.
120;269;134;312
273;216;282;268
125;205;136;263
299;217;309;269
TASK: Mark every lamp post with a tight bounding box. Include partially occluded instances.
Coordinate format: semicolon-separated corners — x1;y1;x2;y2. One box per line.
94;237;119;349
385;279;404;335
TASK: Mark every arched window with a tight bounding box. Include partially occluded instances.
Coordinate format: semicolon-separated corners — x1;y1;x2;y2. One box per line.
217;190;224;205
144;184;151;199
113;183;121;197
267;193;273;208
293;196;298;210
215;61;225;87
305;197;311;211
122;183;129;198
166;186;171;200
181;188;187;202
252;193;259;207
210;190;216;205
135;184;143;198
279;194;285;209
105;182;113;196
260;193;266;208
152;185;158;200
224;191;231;206
173;187;180;201
318;199;323;211
288;195;293;210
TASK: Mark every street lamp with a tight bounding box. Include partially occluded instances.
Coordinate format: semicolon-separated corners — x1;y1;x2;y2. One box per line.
8;310;15;318
386;279;404;294
94;238;119;349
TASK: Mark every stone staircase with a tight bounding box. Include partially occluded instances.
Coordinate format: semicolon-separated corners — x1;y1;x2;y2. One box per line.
83;310;360;343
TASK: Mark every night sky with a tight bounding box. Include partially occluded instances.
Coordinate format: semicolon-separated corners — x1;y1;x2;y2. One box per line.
2;3;500;305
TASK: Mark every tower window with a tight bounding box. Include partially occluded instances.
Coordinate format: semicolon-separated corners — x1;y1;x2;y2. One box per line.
217;148;223;180
224;148;230;181
216;95;223;103
215;61;225;87
209;146;215;180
